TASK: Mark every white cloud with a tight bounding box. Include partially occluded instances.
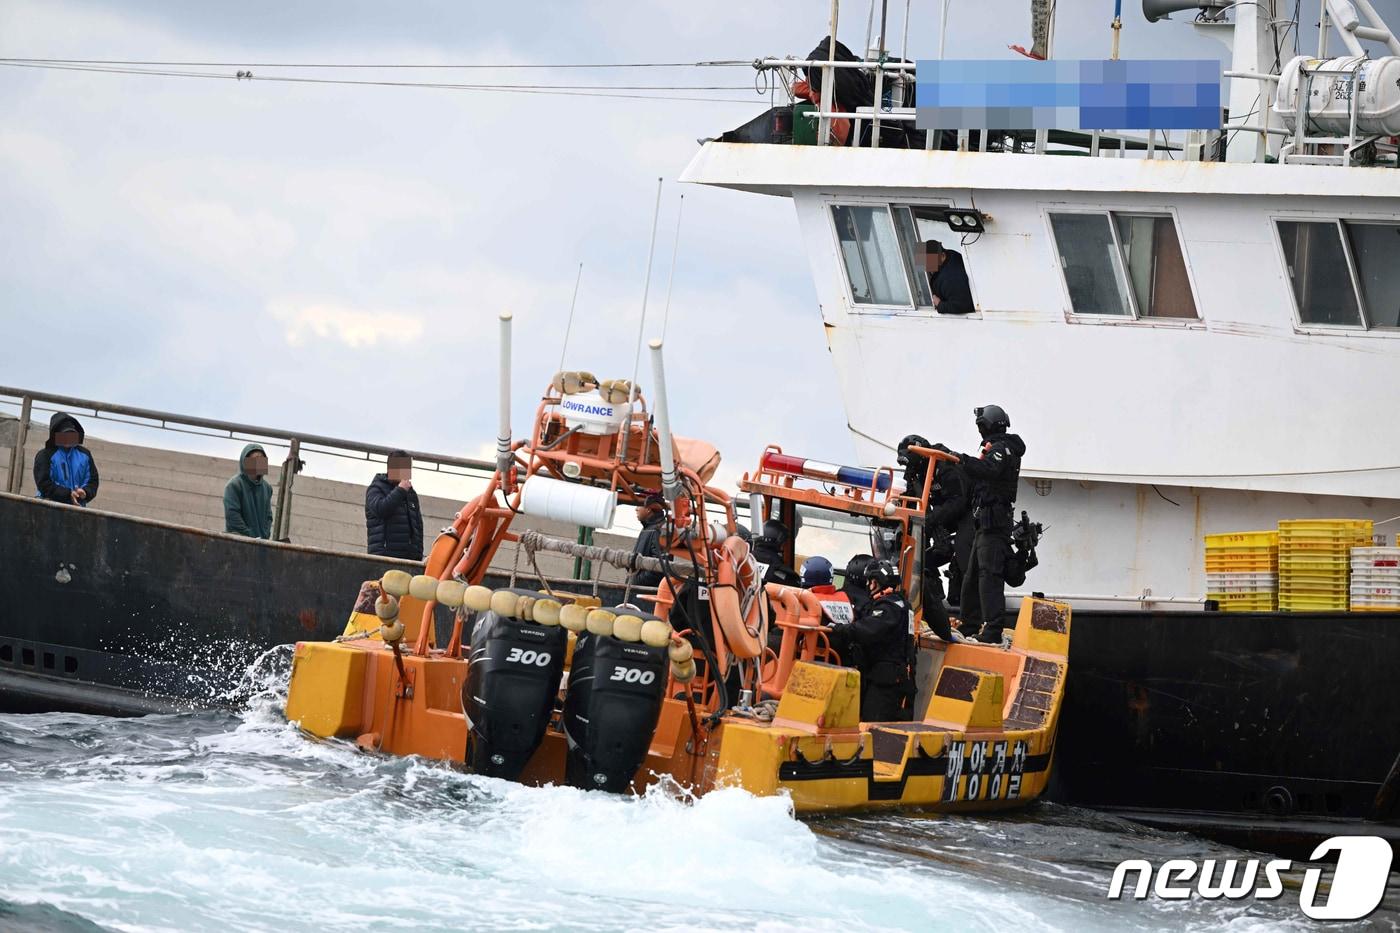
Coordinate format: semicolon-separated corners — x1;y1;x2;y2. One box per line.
272;301;425;348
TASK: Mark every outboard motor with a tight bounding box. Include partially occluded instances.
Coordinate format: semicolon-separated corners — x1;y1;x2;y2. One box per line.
461;588;568;781
561;608;670;793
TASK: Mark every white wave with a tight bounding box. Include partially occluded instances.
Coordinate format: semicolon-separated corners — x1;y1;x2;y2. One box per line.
0;708;1353;933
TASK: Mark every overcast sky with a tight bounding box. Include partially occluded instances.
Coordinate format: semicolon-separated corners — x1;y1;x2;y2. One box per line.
3;0;1392;500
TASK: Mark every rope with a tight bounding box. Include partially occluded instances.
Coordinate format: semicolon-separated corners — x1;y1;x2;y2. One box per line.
519;529;694;576
527;548;560;599
730;698;779;722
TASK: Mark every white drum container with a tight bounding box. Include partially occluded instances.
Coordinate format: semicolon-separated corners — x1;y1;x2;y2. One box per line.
558;390;628;435
1274;55;1400;137
519;475;617;529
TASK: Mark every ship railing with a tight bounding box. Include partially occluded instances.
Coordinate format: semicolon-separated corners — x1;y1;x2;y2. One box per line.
0;385;685;593
753;56;1197;160
0;385;495;544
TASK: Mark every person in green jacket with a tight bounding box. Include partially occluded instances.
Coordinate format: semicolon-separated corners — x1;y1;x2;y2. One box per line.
224;443;273;538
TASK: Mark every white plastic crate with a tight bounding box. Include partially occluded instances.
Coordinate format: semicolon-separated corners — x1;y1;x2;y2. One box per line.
1206;572;1278;588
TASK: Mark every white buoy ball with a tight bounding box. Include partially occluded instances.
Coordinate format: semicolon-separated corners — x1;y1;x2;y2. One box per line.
380;570;412;598
560;604;589;633
463;586;494;612
640;619;673;648
586;609;616;637
408;574;439;602
612;614;643;642
435;580;466;609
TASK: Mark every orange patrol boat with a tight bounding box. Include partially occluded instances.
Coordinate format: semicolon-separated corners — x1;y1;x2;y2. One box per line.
284;312;1071;812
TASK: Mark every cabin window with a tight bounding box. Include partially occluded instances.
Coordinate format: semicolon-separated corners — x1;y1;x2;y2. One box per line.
892;207;936;307
1345;222;1400;328
1048;212;1132;316
1049;210;1197;320
1114;214;1198;318
1277;220;1363;327
832;205;912;306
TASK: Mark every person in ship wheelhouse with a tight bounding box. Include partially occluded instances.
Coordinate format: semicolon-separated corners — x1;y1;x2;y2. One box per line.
32;412;99;507
948;405;1026;644
365;450;424;561
920;239;974;315
826;558;915;722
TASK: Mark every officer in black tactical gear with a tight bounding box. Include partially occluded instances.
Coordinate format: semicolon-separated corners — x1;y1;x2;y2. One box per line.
751;518;801;588
826;559;914;722
841;554;875;614
898;434;972;641
953;404;1026;644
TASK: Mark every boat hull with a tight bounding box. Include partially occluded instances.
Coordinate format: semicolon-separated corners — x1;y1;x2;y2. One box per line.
283;601;1070;816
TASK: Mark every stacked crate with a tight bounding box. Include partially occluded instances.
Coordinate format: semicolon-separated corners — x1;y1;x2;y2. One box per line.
1205;531;1279;612
1277;519;1373;612
1349;545;1400;611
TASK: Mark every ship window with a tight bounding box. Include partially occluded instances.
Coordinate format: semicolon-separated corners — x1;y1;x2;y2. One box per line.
1277;221;1363;327
892;207;935;307
1049;212;1132;316
1345;222;1400;328
832;205;913;306
1115;214;1198;318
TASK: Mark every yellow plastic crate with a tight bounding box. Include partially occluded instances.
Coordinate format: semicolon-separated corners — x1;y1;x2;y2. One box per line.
1279;519;1373;534
1205;531;1278;549
1279;598;1349;611
1206;559;1277;570
1208;591;1279;603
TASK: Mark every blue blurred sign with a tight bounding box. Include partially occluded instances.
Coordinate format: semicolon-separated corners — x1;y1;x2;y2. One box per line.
914;59;1221;130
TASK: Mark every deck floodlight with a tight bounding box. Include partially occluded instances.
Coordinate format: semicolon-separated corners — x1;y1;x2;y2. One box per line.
938;209;985;234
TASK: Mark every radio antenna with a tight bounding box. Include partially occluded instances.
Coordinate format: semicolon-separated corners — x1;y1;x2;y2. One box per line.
622;177;664;462
660;194;686;343
556;261;584;374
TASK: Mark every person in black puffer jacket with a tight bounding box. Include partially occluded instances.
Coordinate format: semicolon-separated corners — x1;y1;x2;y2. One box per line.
365;450;424;561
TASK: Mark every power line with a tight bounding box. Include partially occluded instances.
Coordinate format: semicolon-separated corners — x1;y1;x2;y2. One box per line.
0;56;751;70
0;61;761;103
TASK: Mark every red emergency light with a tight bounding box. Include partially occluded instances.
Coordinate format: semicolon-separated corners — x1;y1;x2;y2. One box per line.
760;452;892;492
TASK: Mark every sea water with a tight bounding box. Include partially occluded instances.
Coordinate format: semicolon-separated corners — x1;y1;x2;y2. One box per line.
0;651;1394;932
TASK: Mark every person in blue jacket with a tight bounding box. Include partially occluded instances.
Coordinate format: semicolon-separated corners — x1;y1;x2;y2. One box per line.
32;412;99;506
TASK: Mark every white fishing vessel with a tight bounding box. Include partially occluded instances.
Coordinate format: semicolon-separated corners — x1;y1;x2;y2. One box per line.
682;0;1400;607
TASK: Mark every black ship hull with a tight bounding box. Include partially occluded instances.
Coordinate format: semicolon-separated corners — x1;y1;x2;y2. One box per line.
2;492;1396;855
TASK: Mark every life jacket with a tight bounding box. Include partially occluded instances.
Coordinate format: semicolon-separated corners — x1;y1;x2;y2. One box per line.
809;583;853;625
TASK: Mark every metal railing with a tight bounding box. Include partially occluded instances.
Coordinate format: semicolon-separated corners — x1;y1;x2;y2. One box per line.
0;385;494;542
749;0;1400;165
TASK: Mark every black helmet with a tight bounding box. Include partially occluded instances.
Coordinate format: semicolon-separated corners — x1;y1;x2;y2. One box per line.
759;519;789;548
843;554;873;587
865;558;900;593
896;434;930;467
974;404;1010;438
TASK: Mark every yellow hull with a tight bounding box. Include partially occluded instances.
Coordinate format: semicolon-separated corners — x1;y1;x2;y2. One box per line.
285;598;1070;814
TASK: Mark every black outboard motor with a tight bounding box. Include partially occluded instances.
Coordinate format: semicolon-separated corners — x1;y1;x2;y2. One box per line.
561;608;670;793
461;589;568;781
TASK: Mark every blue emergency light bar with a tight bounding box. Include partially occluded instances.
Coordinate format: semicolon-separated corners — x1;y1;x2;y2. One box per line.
762;452;892;492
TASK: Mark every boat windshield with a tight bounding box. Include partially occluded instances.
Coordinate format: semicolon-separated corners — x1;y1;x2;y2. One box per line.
792;504;903;584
